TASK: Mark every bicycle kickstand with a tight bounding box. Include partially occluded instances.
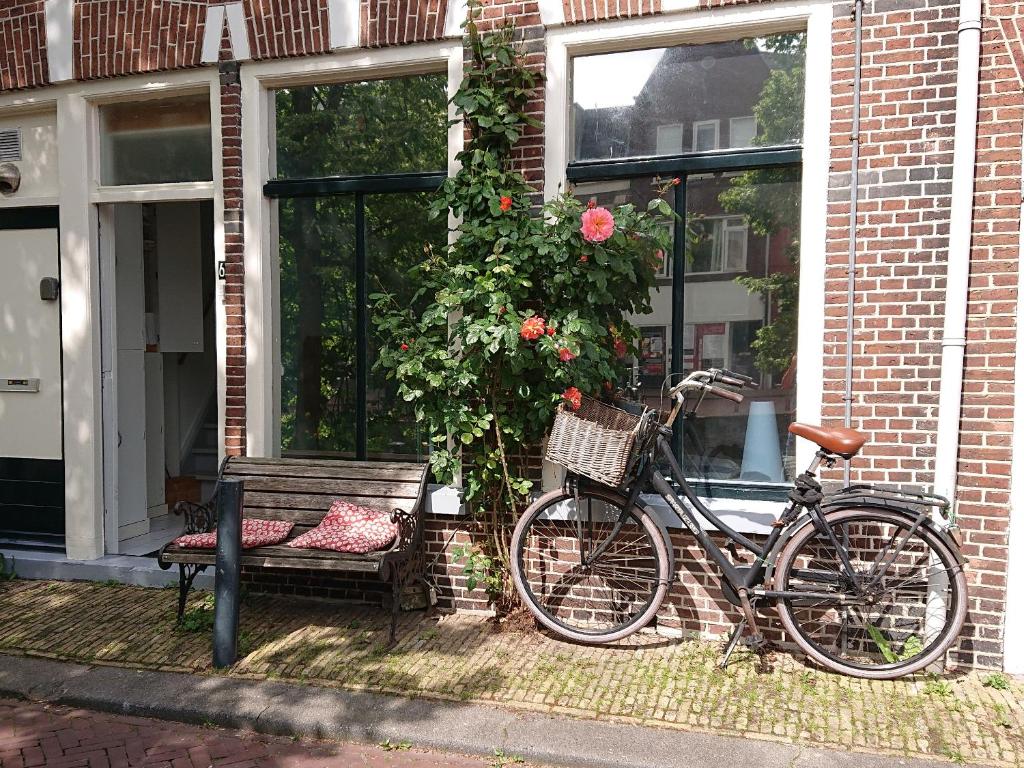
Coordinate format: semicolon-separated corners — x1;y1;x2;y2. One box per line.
719;618;747;669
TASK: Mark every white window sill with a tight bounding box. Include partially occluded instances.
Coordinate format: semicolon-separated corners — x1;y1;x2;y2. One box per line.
426;484;784;535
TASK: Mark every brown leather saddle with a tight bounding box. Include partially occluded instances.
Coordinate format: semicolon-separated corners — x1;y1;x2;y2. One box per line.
788;423;867;459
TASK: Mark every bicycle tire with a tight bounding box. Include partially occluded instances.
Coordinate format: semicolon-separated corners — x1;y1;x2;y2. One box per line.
774;507;967;679
511;486;671;644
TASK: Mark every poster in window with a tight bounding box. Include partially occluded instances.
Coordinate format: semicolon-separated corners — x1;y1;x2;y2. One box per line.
640;326;667;383
695;322;727;369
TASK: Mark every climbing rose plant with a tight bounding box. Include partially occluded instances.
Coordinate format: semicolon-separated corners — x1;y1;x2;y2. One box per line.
372;7;672;609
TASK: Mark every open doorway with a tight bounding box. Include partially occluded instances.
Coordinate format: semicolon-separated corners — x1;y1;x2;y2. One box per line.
100;201;217;556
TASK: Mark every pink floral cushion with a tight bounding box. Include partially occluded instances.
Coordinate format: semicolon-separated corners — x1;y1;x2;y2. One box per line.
287;503;399;554
174;519;294;549
322;499;383;526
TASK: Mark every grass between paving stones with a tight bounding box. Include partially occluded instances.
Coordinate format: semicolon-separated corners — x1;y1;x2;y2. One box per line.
0;579;1022;766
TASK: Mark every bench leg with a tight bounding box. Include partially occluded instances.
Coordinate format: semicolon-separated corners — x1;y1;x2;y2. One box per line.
389;572;400;647
176;564;204;622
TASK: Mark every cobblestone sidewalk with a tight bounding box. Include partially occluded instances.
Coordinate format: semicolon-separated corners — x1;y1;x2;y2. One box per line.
1;580;1021;767
0;697;498;767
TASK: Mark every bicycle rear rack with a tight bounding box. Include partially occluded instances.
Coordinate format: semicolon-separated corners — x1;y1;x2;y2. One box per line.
826;484;952;521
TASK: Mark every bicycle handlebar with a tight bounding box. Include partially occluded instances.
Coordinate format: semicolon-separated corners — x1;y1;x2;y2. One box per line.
666;369;745;404
707;384;744;403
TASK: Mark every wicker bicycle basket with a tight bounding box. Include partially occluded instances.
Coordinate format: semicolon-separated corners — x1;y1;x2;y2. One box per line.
545;396;647;487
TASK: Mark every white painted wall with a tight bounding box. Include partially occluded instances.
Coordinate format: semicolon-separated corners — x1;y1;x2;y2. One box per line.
0;110;59;206
0;228;62;461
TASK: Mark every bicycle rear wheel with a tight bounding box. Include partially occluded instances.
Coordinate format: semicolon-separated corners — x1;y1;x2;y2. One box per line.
511;486;670;644
774;508;967;679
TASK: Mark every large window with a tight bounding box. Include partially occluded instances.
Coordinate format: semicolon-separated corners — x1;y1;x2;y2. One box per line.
268;74;448;460
570;32;805;497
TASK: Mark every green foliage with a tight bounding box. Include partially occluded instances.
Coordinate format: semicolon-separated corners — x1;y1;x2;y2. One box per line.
451;544;504;600
720;35;805;376
372;6;670;606
178;594;216;633
275;75;448;456
0;553;16;581
379;739;412;752
982;672;1011;691
924;675;955;697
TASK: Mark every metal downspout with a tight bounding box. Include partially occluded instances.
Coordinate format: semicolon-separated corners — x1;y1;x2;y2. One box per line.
843;0;864;487
934;0;983;504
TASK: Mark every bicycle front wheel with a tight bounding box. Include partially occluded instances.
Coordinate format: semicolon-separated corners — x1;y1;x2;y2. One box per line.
511;486;670;644
774;508;967;679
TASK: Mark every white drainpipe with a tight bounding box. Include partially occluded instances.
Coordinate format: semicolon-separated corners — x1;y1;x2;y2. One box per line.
928;0;981;669
933;0;982;505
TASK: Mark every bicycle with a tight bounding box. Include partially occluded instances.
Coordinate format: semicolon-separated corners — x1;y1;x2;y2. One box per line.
510;368;968;679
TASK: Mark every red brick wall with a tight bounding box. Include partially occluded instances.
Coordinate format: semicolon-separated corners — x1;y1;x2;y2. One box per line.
818;0;1022;669
561;0;659;25
0;0;48;91
74;0;206;80
957;0;1024;666
244;0;332;59
361;0;448;47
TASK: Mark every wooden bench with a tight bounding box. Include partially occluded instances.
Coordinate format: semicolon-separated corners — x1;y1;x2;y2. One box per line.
157;456;430;643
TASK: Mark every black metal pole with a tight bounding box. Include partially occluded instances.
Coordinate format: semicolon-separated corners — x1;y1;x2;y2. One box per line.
212;479;243;668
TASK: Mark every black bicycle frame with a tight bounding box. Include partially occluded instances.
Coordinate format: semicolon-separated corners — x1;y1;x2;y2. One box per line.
582;433;856;604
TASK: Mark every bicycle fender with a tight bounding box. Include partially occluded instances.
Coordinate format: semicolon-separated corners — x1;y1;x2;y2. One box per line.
762;504;965;585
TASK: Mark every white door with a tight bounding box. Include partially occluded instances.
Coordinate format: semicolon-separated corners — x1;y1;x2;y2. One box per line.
0;228;62;461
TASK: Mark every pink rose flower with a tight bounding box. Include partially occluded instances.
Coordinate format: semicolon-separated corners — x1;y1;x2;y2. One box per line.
558;347;576;362
520;316;546;341
580;207;615;243
562;386;582;411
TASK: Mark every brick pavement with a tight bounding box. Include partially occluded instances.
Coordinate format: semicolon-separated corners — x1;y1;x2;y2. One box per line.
0;698;495;768
0;580;1021;766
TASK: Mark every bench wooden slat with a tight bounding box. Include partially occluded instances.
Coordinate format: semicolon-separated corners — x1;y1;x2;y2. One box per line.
230;457;425;471
224;464;425;482
232;477;422;497
240;491;419;512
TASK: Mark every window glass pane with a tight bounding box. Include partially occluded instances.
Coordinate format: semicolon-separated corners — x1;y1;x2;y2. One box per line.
575;167;801;489
365;191;445;460
683;169;801;484
729;116;757;148
692;121;719;152
279;197;358;457
275;74;448;178
571;32;806;161
99;94;212;185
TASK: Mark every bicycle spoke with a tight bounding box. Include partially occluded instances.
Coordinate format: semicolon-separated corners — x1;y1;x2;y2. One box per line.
779;512;963;673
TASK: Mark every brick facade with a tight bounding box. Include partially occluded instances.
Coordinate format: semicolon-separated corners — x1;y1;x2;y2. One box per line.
0;0;48;91
361;0;448;47
0;0;1021;669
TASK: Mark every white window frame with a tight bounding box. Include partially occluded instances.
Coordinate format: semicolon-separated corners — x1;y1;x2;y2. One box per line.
542;0;832;516
656;122;685;155
729;114;758;149
240;41;465;458
687;215;748;275
691;119;720;152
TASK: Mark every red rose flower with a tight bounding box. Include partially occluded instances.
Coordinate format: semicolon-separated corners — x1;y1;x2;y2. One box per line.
499;196;513;212
400;343;409;351
520;316;546;341
579;254;589;263
587;199;597;209
546;326;556;336
558;347;576;362
672;177;681;186
603;380;613;392
562;386;583;411
613;338;628;358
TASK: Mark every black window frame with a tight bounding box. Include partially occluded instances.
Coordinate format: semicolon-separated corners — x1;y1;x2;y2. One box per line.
266;74;448;460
